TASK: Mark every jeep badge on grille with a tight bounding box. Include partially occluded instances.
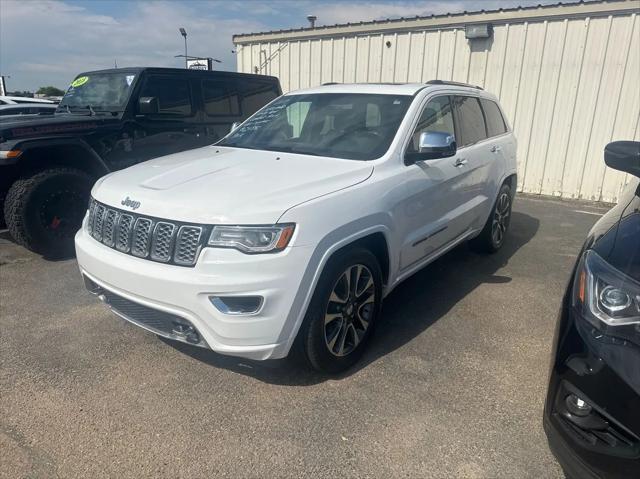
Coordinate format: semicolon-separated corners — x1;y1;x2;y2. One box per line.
121;196;141;210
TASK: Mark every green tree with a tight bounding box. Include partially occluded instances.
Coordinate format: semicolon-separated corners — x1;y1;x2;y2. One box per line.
36;86;65;96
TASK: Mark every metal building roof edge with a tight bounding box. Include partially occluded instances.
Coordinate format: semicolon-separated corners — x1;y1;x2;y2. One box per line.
233;0;639;44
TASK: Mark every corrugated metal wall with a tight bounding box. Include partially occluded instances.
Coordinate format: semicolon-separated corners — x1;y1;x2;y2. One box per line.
236;10;640;203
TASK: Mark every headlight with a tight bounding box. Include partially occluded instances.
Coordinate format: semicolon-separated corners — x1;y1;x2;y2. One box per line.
573;250;640;327
207;224;295;254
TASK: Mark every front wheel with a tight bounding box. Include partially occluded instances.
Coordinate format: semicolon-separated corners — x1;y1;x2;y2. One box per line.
299;248;383;374
470;183;513;253
4;168;93;258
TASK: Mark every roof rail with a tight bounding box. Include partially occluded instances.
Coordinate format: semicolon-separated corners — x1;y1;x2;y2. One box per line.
426;80;483;90
322;82;340;86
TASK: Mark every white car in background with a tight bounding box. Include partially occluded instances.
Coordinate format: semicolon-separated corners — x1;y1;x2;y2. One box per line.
76;80;517;373
0;95;55;105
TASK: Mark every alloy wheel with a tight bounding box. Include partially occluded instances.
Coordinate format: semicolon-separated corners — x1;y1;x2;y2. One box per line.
491;192;511;247
324;264;376;357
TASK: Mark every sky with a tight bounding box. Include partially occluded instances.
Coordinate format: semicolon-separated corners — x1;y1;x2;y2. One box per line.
1;0;562;92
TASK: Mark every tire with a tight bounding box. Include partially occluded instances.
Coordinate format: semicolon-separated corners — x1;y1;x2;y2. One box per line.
298;247;383;374
0;191;6;229
470;183;513;254
4;168;93;258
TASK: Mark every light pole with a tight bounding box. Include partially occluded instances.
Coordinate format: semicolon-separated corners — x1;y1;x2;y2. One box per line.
179;28;188;68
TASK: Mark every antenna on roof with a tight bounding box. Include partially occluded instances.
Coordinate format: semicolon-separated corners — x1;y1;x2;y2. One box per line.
306;15;317;28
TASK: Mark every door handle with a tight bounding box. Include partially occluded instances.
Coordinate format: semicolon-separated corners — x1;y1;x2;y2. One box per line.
454;158;468;167
490;145;502;153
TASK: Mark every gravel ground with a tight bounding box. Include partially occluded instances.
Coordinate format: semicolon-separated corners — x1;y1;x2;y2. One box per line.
0;195;609;479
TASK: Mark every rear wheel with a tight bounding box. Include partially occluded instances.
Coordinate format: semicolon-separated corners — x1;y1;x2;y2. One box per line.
4;168;93;258
299;248;383;374
470;183;513;253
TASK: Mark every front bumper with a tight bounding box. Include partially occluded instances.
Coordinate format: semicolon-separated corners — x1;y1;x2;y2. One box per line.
543;289;640;478
75;226;314;360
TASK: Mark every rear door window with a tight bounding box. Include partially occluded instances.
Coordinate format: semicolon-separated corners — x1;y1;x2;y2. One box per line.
139;76;192;116
453;96;487;147
480;99;508;137
202;79;240;116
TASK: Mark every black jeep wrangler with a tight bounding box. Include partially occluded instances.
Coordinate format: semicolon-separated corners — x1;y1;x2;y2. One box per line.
0;67;281;256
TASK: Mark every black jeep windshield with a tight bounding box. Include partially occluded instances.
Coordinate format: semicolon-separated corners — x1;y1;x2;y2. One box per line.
58;72;137;112
218;93;412;161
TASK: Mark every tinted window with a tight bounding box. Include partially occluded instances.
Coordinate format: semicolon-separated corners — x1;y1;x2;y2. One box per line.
219;93;412;161
480;99;507;137
239;80;279;117
407;96;455;153
453;96;487;147
203;80;240;116
140;76;192;116
60;72;136;111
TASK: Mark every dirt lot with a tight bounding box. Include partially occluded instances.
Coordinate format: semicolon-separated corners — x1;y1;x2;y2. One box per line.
0;195;610;478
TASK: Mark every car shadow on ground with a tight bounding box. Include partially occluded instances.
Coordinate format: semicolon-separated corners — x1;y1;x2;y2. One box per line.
164;211;540;385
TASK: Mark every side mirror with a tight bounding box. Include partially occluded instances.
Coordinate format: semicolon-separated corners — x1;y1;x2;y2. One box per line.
138;96;159;115
604;141;640;178
406;131;456;164
230;121;241;132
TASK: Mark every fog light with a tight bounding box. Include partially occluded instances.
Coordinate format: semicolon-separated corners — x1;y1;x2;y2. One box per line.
565;394;592;417
210;296;263;315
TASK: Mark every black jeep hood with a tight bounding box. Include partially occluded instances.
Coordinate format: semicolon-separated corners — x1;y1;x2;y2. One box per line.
0;114;118;141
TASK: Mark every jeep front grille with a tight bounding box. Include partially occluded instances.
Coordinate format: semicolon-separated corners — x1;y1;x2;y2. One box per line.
87;199;207;267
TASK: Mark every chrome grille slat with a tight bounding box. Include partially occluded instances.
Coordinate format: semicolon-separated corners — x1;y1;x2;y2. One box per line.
116;214;134;252
174;226;203;266
131;218;153;257
87;200;95;235
102;210;118;247
150;222;176;262
86;200;205;267
92;204;106;241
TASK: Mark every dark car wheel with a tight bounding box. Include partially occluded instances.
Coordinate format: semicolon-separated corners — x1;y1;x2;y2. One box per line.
470;183;513;253
299;247;383;374
4;168;93;258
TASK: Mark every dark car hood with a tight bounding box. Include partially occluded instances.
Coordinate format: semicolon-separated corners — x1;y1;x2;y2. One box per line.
590;177;640;281
0;113;118;141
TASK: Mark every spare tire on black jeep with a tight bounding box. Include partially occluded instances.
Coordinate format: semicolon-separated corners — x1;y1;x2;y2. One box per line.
4;168;92;258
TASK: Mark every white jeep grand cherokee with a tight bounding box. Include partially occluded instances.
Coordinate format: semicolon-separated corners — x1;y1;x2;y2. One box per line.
76;81;517;373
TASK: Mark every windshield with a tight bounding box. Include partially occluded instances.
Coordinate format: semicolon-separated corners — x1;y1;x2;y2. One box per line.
218;93;412;160
58;72;137;112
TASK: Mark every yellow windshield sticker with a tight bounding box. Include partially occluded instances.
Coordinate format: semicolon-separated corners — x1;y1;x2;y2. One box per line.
71;76;89;87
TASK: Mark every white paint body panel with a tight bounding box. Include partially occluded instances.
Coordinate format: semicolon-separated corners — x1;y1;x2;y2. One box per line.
76;84;516;360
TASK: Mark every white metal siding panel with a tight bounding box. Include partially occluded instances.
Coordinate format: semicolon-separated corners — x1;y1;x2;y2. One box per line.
236;6;640;203
561;16;612;199
601;14;640;201
520;20;567;196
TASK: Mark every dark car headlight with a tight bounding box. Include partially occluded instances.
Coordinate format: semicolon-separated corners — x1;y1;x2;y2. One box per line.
573;250;640;329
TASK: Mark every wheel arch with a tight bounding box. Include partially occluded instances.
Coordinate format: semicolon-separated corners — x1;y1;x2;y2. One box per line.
275;219;394;356
13;138;109;179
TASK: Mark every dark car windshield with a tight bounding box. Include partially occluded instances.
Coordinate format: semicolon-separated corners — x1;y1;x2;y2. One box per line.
58;72;137;112
218;93;412;161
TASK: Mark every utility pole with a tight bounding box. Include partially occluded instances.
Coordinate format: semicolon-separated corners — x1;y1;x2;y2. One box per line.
179;28;188;68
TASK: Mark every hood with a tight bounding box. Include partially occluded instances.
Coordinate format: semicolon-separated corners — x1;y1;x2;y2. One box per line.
0;113;115;141
591;177;640;281
93;146;374;224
